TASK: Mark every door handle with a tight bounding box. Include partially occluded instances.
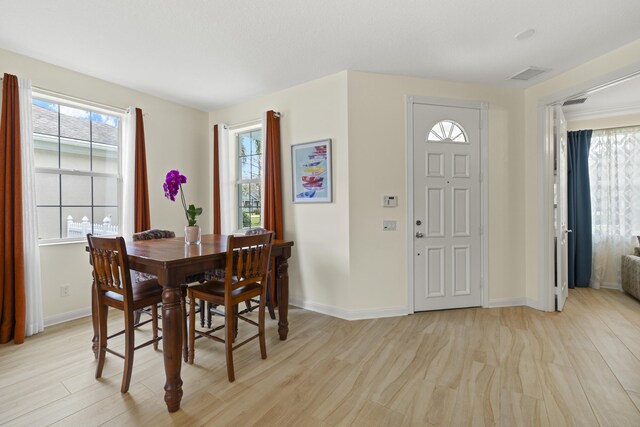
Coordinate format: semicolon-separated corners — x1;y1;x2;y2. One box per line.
565;229;573;234
416;232;424;238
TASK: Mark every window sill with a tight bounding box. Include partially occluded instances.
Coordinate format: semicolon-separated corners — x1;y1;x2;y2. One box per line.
38;239;87;247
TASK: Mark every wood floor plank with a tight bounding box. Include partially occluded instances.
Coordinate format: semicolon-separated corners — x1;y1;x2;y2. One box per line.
252;356;355;425
49;383;155;427
0;382;69;425
580;290;640;361
346;400;405;427
7;380;139;427
369;335;432;407
448;308;501;426
629;390;640;414
384;376;437;425
423;385;458;426
500;390;550;427
499;326;543;399
450;361;500;426
3;289;640;425
523;309;572;367
553;294;640;426
568;290;640;395
536;362;599;427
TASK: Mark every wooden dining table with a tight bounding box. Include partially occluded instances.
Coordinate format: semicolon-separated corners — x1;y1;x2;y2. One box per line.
89;234;294;413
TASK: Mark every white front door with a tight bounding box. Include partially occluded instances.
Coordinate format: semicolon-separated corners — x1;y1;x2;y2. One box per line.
554;105;569;311
413;102;482;311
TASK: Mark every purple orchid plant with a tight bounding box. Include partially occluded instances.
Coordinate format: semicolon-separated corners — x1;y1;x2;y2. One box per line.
163;169;203;226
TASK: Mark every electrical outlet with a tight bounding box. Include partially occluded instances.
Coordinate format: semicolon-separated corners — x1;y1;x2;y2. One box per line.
60;285;70;298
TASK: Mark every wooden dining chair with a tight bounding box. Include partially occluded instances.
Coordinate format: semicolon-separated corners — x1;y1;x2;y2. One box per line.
203;227;276;326
187;232;273;382
88;234;163;393
244;228;277;318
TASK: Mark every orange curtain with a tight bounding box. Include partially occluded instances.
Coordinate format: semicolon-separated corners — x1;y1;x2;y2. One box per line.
134;108;150;232
264;111;283;239
213;124;221;234
0;74;26;344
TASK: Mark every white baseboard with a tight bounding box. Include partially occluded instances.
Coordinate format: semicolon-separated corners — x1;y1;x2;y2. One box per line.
601;282;622;291
291;296;546;319
487;297;544;310
289;298;408;321
44;307;92;327
487;297;528;308
347;306;409;321
526;297;548;311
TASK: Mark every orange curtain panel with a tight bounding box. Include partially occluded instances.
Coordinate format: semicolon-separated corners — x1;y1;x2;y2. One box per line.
213;124;221;234
0;73;26;344
134;108;150;232
264;111;283;239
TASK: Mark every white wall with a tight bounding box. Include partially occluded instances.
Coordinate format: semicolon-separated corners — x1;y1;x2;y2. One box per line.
0;48;210;324
211;71;525;317
524;39;640;303
210;72;351;313
347;71;526;310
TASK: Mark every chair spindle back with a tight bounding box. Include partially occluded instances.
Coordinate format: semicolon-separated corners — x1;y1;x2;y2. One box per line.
225;233;273;293
88;234;133;301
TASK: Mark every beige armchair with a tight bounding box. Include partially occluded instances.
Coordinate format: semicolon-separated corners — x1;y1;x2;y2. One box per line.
622;237;640;301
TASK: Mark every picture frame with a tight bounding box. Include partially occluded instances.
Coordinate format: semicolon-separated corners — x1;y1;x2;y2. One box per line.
291;139;332;203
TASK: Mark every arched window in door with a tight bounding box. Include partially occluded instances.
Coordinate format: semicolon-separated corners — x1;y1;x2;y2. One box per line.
427;120;468;143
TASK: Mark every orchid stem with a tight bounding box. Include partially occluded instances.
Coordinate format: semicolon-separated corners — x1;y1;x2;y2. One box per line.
179;184;190;223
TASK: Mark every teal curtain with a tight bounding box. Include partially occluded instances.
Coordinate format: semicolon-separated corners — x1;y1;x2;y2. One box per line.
567;130;592;288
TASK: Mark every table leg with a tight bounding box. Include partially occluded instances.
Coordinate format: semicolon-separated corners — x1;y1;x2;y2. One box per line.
91;278;99;359
162;286;184;413
276;255;289;340
181;288;188;363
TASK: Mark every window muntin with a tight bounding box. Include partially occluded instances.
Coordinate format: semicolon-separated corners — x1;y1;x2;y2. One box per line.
33;97;121;242
236;128;262;230
427;120;468;143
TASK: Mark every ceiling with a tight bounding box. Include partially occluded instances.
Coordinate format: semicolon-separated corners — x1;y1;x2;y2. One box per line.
563;74;640;121
1;0;640;111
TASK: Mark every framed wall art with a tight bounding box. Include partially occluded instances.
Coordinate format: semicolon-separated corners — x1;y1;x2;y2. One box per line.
291;139;332;203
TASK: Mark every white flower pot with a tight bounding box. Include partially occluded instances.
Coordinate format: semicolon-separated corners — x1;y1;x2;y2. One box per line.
184;225;201;245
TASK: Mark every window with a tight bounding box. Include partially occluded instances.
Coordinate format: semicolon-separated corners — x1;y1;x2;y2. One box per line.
589;126;640;235
427;120;468;143
236;127;262;230
33;97;122;242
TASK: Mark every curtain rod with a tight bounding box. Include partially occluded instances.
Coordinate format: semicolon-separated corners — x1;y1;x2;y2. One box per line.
227;118;260;129
588;124;640;132
1;76;129;114
225;111;281;130
35;87;129;114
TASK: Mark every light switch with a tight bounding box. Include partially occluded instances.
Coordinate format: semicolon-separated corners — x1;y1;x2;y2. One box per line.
383;220;397;231
383;195;398;207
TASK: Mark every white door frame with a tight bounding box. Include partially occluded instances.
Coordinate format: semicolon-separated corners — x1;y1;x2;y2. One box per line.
406;96;489;313
537;62;640;312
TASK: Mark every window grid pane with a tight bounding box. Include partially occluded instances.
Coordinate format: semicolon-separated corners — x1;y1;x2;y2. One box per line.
33;97;121;241
236;128;262;230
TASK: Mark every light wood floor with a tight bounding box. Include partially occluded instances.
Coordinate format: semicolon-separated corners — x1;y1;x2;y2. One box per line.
2;288;640;426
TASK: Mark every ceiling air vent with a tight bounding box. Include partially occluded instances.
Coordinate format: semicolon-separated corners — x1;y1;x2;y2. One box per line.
562;97;588;106
509;67;550;81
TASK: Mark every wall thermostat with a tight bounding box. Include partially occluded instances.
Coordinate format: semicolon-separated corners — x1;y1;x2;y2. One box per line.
383;195;397;207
